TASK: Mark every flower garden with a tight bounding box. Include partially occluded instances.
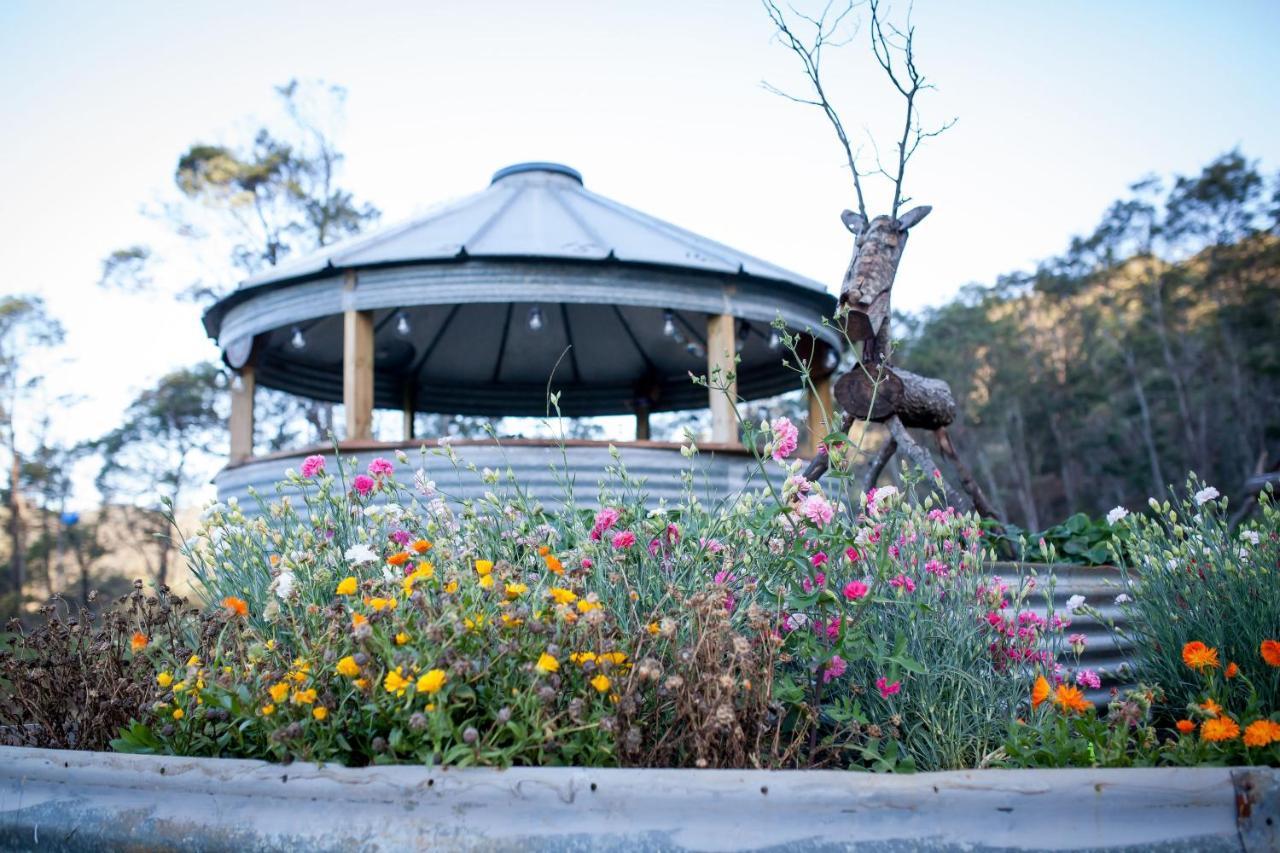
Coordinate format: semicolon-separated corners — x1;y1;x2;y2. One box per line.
4;421;1277;779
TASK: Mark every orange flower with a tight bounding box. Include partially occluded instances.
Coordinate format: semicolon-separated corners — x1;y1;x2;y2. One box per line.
1052;684;1091;715
1200;698;1224;718
387;552;410;567
1031;675;1050;709
538;545;551;556
1225;662;1239;679
1182;641;1220;671
411;539;432;554
1200;716;1240;742
1243;719;1280;748
1261;640;1280;667
1175;719;1196;734
130;632;149;653
222;596;248;618
543;554;564;575
352;613;368;629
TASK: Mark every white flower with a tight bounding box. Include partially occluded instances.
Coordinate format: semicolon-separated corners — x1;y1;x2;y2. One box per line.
874;485;899;502
1106;506;1129;525
414;469;436;497
437;436;454;447
1239;547;1250;560
1240;530;1260;546
1065;594;1086;613
273;571;296;600
1114;593;1132;605
345;543;377;565
1193;486;1220;506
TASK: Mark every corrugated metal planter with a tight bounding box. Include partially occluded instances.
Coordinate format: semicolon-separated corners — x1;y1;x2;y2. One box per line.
0;747;1273;852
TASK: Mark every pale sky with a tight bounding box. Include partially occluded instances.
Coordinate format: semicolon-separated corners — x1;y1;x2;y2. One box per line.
2;1;1277;506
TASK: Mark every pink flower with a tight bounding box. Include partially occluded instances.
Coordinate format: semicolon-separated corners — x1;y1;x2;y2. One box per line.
801;494;835;527
802;572;826;593
876;677;901;699
700;537;725;554
845;547;860;563
300;454;326;478
843;580;869;601
1076;669;1101;690
889;574;916;593
580;557;593;569
822;655;847;684
924;559;948;578
648;538;662;557
665;523;680;544
589;507;621;541
367;457;394;477
770;417;799;462
352;474;375;496
611;530;636;550
390;529;411;545
810;551;828;568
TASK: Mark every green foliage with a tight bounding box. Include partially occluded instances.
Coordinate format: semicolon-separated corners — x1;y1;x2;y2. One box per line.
990;512;1120;566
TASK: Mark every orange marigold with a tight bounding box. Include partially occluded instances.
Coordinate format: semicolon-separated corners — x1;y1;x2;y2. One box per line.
130;632;149;653
222;596;248;618
1052;683;1092;714
1182;641;1220;671
1225;662;1239;679
1243;719;1280;748
386;552;410;567
1200;716;1240;742
543;554;564;575
1200;698;1224;718
411;539;432;554
1262;640;1280;667
1175;719;1196;734
1031;675;1050;709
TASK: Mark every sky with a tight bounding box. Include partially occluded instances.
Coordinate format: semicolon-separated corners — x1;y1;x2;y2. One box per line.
2;0;1278;506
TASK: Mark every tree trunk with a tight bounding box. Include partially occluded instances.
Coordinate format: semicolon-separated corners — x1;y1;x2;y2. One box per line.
1122;348;1167;499
934;427;1002;521
8;450;23;603
861;436;898;493
885;415;964;509
835;365;956;430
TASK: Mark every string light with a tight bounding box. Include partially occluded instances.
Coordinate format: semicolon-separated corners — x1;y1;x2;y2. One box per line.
527;306;544;332
663;310;676;338
290;326;306;350
395;311;411;336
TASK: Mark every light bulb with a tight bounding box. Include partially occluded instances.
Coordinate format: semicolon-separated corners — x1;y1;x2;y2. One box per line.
396;312;411;336
290;326;306;350
527;306;544;332
662;310;676;338
824;348;839;370
687;342;705;358
768;329;782;350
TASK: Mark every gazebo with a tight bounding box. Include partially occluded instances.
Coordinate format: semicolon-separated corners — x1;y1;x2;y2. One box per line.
202;162;841;505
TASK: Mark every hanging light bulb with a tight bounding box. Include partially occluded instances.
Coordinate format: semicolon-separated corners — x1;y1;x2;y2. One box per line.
824;347;839;371
768;329;782;350
687;342;705;358
230;374;244;392
527;306;544;332
662;310;676;338
395;311;411;337
290;326;306;350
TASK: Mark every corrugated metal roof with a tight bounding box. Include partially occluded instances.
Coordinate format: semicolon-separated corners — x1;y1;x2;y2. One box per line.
240;162;826;292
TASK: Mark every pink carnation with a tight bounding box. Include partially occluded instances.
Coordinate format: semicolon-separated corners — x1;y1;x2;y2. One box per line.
843;580;869;601
810;551;828;567
1076;669;1101;690
889;574;916;593
770;417;799;462
801;494;835;527
352;474;375;496
611;530;636;550
845;546;860;563
822;655;847;684
876;676;902;699
300;454;326;478
580;558;593;569
590;507;621;541
367;457;394;477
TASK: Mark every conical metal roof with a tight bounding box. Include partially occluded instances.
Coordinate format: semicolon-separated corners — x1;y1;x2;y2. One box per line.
238;162;827;292
203;163;840;418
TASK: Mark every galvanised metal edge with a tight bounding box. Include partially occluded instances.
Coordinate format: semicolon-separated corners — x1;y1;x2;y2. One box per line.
0;746;1270;852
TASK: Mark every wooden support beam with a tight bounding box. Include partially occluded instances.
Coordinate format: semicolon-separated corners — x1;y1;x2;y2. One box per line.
635;403;651;441
229;366;255;464
706;313;738;444
805;374;835;456
402;383;416;442
344;301;375;441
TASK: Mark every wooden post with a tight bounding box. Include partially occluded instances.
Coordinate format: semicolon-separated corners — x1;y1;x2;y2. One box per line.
344;291;374;441
706;313;738;444
635;401;651;441
229;366;255;464
805;373;834;456
402;383;415;442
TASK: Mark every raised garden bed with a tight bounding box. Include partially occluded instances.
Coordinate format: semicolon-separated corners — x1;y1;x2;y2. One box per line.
1;746;1274;851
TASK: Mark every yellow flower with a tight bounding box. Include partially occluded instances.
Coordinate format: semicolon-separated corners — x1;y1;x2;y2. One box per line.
261;704;275;716
478;574;495;589
186;655;201;668
268;682;290;703
647;622;660;636
353;678;369;690
535;652;560;674
291;688;317;705
156;671;173;688
464;614;486;631
590;674;611;693
505;582;528;598
173;680;189;693
599;652;628;666
384;667;412;696
395;632;410;646
501;613;523;627
312;707;328;721
265;639;276;651
172;707;184;720
577;599;601;613
336;656;361;677
368;596;397;612
416;669;447;694
570;652;597;665
475;559;493;576
336;576;358;596
549;587;577;605
444;580;459;594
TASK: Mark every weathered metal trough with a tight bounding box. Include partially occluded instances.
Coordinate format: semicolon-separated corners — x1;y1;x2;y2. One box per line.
0;747;1274;851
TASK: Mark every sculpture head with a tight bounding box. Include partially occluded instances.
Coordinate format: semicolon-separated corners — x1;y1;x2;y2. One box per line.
838;205;931;343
